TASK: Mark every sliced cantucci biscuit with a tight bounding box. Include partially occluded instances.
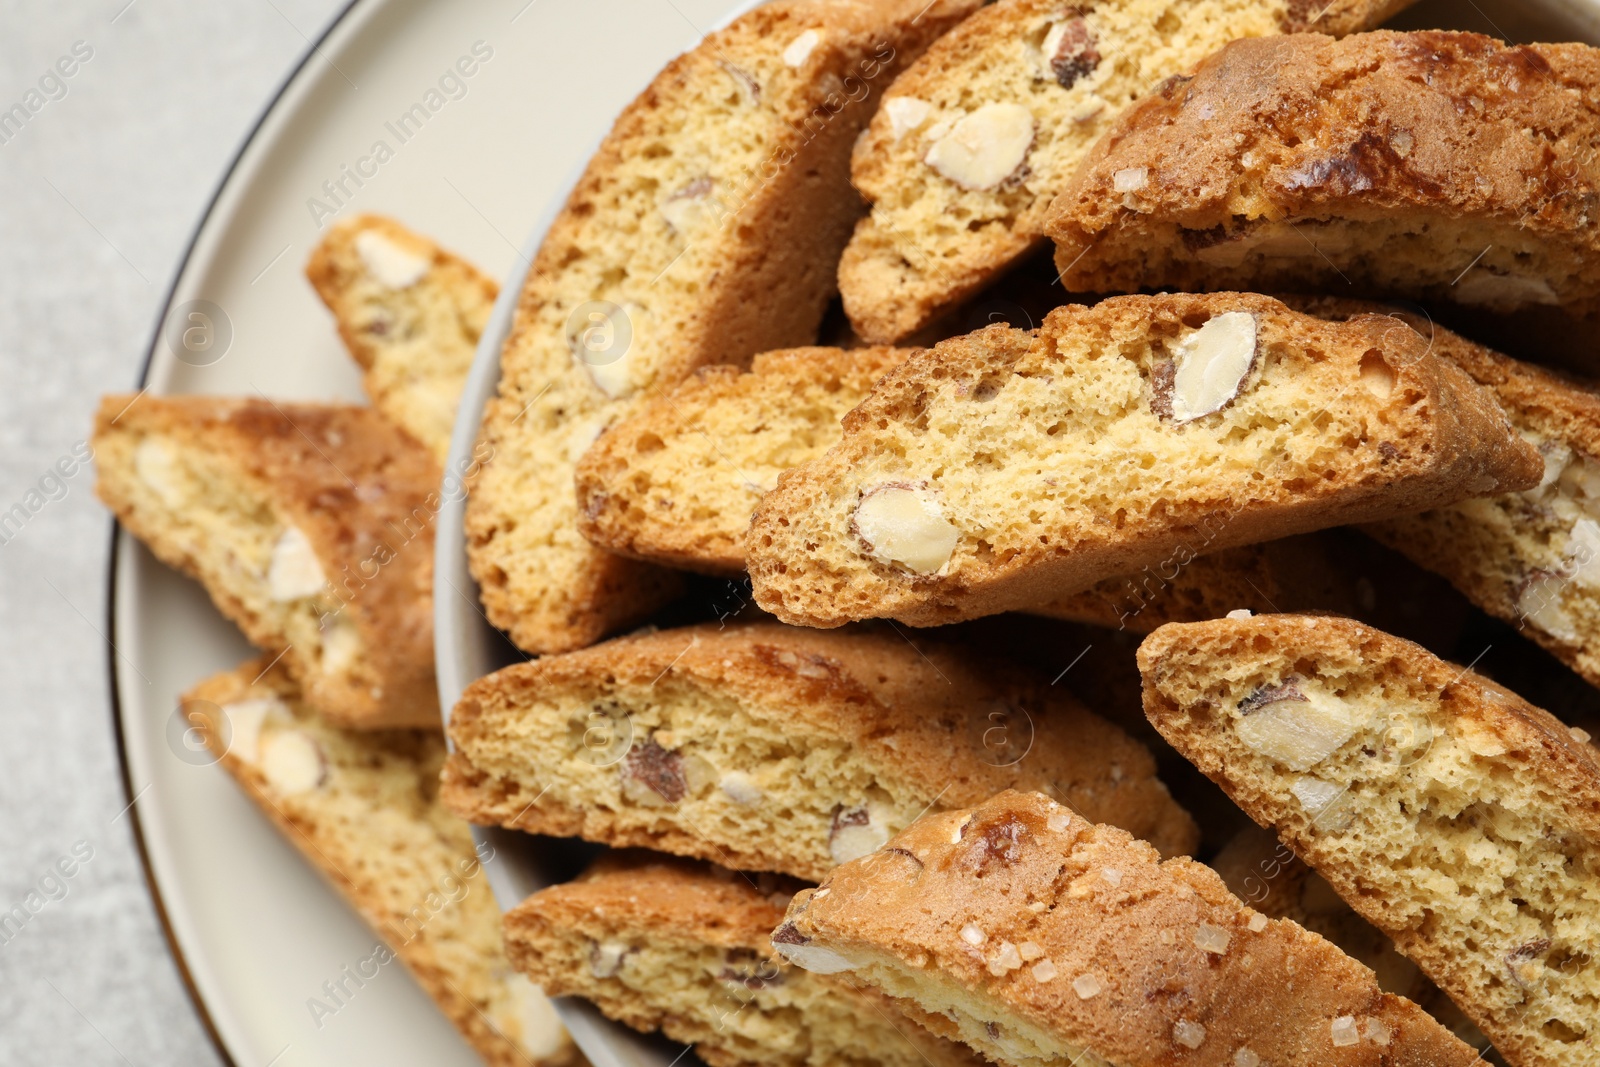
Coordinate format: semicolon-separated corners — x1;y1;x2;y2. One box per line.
573;343;1388;632
1046;31;1600;316
185;658;576;1067
773;789;1480;1067
441;621;1198;882
503;852;983;1067
839;0;1412;342
746;293;1541;629
94;394;440;728
306;214;498;462
1138;613;1600;1067
466;0;984;655
1348;310;1600;691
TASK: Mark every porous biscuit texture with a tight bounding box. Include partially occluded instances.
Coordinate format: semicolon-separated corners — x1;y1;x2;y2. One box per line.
94;395;440;728
574;342;1367;632
1357;323;1600;691
504;853;981;1067
466;0;983;655
576;346;918;574
442;621;1198;881
746;292;1541;629
1139;614;1600;1067
774;789;1478;1067
306;214;498;461
185;659;577;1067
839;0;1412;342
578;342;1325;632
1046;32;1600;315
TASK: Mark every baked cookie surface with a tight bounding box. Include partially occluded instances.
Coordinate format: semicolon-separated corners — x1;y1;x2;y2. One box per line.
1139;613;1600;1067
839;0;1413;342
1046;31;1600;315
94;394;440;729
575;345;917;575
185;658;576;1067
747;293;1540;629
306;214;498;462
442;621;1198;881
774;789;1478;1067
504;852;980;1067
466;0;983;655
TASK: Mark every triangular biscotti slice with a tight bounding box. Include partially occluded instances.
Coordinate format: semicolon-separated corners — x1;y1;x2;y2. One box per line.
442;621;1198;881
504;852;982;1067
306;214;498;461
1211;825;1499;1059
1139;613;1600;1067
772;790;1479;1067
576;345;919;574
184;659;576;1067
1047;32;1600;315
94;394;438;728
467;0;983;656
838;0;1412;342
747;293;1541;629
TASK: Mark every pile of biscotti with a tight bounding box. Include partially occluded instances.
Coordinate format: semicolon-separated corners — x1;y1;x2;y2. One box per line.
96;0;1600;1065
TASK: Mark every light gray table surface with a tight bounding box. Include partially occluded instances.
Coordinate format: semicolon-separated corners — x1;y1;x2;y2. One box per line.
0;2;344;1062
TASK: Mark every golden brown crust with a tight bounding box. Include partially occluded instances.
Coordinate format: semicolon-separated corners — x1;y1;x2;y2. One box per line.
1138;614;1600;1067
305;214;498;461
184;659;578;1067
575;346;917;574
1046;32;1600;312
779;790;1479;1067
839;0;1412;343
505;853;980;1067
443;621;1198;879
746;293;1541;630
467;0;983;655
94;394;439;728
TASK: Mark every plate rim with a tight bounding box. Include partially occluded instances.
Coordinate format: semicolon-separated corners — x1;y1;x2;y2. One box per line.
103;2;366;1063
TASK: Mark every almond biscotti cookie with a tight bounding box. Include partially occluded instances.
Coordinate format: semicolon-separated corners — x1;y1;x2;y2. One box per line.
1139;613;1600;1067
467;0;982;656
1355;323;1600;691
504;852;980;1067
576;345;917;574
746;293;1541;630
306;214;498;461
772;789;1479;1067
442;621;1198;881
185;659;576;1067
1047;32;1600;314
574;341;1357;631
838;0;1412;342
94;395;439;728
